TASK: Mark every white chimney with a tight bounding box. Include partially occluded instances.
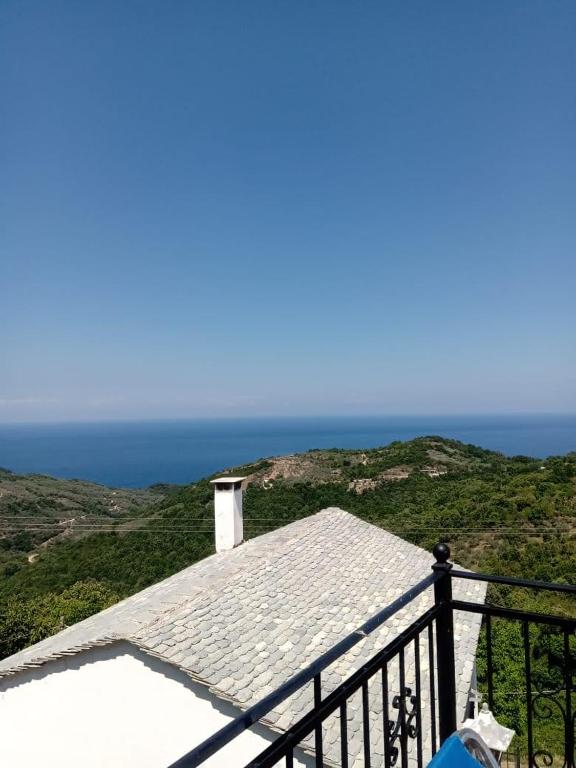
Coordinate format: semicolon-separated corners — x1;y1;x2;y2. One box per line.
210;477;246;553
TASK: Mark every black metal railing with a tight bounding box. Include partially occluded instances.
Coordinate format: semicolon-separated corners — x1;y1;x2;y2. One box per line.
168;544;575;768
451;571;575;768
249;605;439;768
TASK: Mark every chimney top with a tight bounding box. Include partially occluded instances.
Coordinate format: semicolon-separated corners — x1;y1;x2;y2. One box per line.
210;477;247;485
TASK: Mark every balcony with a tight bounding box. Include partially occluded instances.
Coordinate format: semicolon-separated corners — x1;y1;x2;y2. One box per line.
169;544;575;768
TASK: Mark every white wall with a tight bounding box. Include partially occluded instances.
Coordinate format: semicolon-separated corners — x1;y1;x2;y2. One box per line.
214;484;244;552
0;642;313;768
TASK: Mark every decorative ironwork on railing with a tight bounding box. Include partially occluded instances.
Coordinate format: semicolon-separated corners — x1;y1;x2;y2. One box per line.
450;571;575;768
387;685;421;767
168;544;576;768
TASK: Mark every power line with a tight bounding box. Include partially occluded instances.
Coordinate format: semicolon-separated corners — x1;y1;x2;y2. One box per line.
0;520;572;528
0;518;574;531
1;527;574;536
0;520;573;529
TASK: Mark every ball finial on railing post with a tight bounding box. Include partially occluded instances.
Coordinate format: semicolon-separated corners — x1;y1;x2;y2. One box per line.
433;541;451;564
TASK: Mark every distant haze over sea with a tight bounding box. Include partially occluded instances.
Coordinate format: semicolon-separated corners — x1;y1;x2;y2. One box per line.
0;415;575;489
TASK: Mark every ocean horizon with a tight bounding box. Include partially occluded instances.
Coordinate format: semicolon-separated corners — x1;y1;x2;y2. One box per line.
0;414;575;489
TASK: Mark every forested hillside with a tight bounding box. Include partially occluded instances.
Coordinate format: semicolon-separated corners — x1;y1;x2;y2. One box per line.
0;467;159;571
1;437;575;626
0;437;574;752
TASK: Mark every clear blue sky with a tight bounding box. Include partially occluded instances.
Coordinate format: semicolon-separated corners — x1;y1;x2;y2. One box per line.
1;1;575;422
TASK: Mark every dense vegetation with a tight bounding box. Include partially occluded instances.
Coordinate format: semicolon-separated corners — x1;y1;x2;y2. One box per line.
0;580;119;660
0;437;574;757
0;467;158;569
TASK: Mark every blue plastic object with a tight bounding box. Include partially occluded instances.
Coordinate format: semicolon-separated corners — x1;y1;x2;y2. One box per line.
427;733;485;768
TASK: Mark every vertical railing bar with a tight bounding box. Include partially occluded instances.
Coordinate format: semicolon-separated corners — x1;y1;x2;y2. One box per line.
399;646;408;768
340;701;349;768
414;634;423;768
362;680;371;768
432;543;457;743
428;621;438;756
382;663;392;768
522;621;534;768
285;749;293;768
313;673;323;767
486;613;494;711
563;630;573;768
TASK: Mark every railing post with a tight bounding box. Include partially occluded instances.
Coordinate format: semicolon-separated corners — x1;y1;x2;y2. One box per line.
432;542;457;744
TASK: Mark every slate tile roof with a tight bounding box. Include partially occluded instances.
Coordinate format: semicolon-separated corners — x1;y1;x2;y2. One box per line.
0;508;486;766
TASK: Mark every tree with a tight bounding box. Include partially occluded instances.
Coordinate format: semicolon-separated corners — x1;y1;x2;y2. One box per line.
0;580;119;659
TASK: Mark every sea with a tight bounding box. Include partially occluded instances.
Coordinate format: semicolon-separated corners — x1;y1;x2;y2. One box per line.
0;415;575;489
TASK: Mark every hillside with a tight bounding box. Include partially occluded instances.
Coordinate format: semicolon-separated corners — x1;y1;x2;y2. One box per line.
0;467;160;572
0;437;576;749
0;436;574;750
1;437;575;600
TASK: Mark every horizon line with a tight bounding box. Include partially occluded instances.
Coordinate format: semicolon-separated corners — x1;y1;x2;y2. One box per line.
1;411;576;428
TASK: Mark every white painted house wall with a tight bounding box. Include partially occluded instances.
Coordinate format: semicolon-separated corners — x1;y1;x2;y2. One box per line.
0;642;312;768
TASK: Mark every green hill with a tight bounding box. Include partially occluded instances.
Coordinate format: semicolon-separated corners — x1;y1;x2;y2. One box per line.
1;436;575;602
0;437;576;599
0;436;574;752
0;467;160;575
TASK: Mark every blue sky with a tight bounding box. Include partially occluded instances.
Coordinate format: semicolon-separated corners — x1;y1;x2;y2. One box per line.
1;1;575;422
